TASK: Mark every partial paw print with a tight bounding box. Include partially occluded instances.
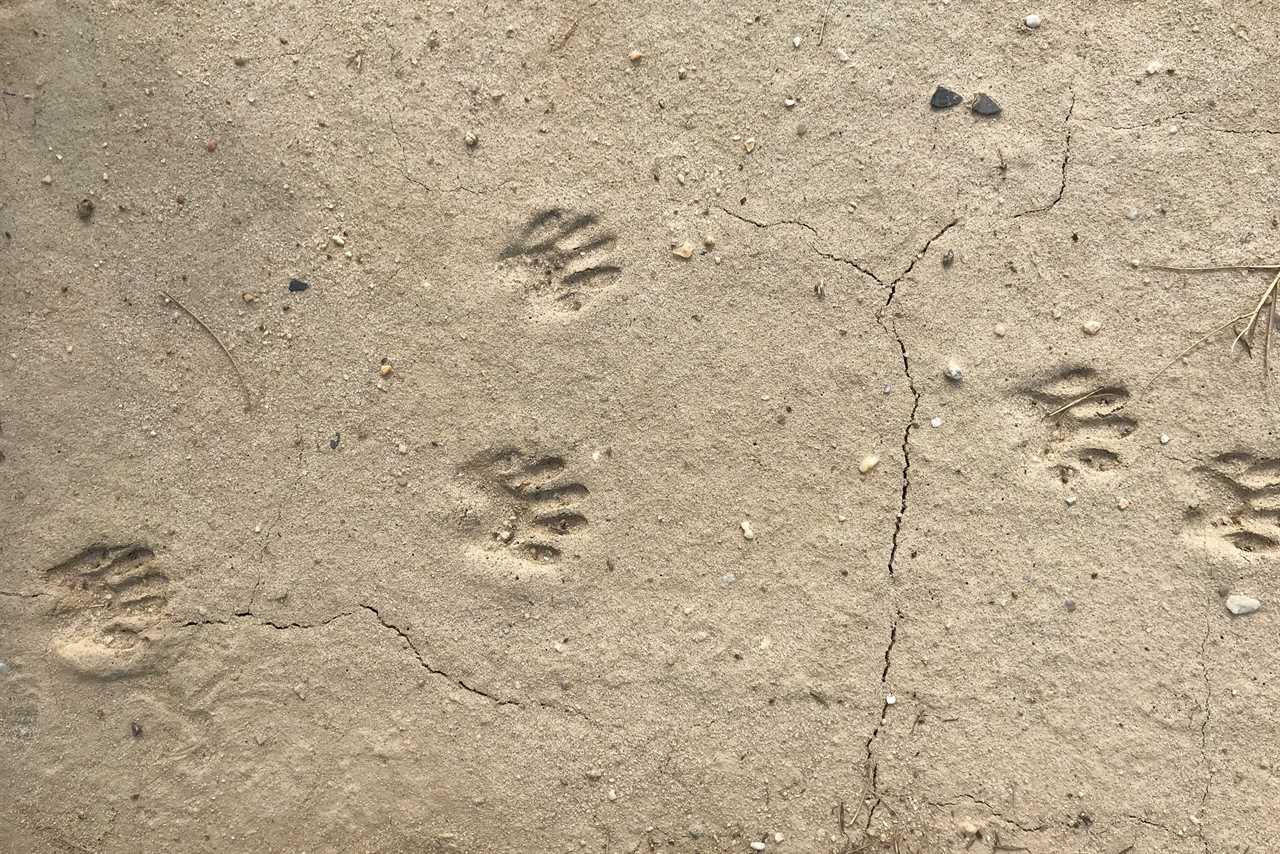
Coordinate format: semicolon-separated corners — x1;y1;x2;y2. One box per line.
462;448;591;565
1022;367;1136;484
499;208;623;311
41;543;173;678
1186;452;1280;555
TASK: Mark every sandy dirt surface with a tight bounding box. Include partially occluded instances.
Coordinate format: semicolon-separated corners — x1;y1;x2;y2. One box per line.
3;1;1280;852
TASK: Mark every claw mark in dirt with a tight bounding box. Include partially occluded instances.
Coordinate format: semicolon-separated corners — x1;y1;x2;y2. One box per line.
1021;366;1136;485
1186;451;1280;555
500;208;623;311
461;448;591;567
41;543;175;679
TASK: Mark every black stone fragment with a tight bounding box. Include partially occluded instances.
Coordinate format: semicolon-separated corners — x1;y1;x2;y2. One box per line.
130;721;143;738
930;86;963;110
972;93;1002;116
288;278;310;292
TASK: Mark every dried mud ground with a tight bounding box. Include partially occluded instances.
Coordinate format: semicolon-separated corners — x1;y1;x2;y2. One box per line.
3;2;1280;853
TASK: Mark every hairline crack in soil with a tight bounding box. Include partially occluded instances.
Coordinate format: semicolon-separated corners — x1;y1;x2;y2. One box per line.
859;217;960;831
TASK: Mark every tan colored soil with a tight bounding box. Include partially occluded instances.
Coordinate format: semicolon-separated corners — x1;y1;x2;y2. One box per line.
3;1;1279;852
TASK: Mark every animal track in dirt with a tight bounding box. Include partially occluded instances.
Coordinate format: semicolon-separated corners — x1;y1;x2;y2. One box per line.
1022;366;1136;484
462;448;591;565
41;543;173;678
1186;452;1280;555
499;208;622;311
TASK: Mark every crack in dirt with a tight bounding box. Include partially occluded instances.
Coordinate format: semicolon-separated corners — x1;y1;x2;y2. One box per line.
181;611;355;631
716;204;819;237
928;795;1049;834
1203;123;1280;136
809;245;885;285
359;603;519;707
180;604;597;722
385;109;434;196
1014;93;1075;218
1195;616;1213;854
855;216;959;831
0;589;46;598
886;218;961;292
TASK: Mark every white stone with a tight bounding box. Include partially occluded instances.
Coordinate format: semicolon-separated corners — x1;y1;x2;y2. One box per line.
1226;595;1261;616
1082;320;1102;336
859;455;880;474
740;520;756;540
930;417;943;428
1024;13;1041;28
944;359;963;381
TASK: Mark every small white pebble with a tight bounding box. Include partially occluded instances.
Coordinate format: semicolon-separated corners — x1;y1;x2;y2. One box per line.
743;137;757;153
1226;594;1261;616
885;693;897;705
993;323;1007;337
253;524;262;534
751;843;767;852
791;35;802;48
943;359;963;381
859;455;880;474
1145;60;1162;75
835;47;850;62
1024;13;1041;28
720;573;737;586
40;174;53;185
331;234;346;247
672;240;696;259
464;130;479;147
607;787;618;801
1065;495;1077;506
1125;207;1139;221
740;520;756;541
783;97;797;108
774;834;784;843
930;417;942;428
1160;433;1170;445
1082;320;1102;336
1051;306;1064;320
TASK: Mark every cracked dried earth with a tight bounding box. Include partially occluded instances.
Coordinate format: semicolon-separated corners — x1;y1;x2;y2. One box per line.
3;2;1280;853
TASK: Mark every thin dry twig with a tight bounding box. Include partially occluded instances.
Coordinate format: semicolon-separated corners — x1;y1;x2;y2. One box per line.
159;289;254;411
1044;387;1108;419
1141;263;1280;393
1137;312;1252;396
